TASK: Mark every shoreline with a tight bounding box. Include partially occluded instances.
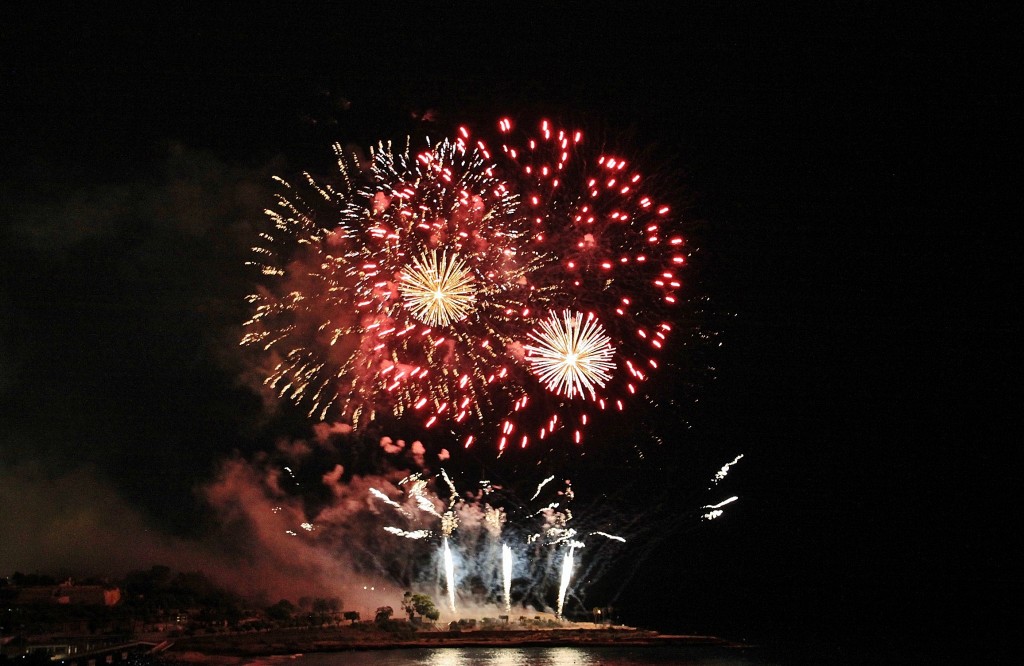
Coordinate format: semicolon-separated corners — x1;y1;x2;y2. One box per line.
162;627;751;661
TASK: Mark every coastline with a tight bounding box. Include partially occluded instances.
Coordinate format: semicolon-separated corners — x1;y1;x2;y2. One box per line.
162;627;749;662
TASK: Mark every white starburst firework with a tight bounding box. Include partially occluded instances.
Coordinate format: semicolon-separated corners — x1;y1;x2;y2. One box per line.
524;310;615;399
400;250;478;327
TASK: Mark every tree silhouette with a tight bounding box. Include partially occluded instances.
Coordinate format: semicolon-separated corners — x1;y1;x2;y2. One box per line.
374;606;394;623
402;591;440;622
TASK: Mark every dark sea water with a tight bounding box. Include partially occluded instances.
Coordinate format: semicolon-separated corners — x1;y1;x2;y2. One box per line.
239;646;774;666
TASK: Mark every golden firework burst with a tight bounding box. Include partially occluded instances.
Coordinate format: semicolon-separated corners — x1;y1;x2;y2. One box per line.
524;310;615;399
399;250;478;327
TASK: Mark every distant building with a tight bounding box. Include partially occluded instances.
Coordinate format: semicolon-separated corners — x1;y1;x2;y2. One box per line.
15;583;121;606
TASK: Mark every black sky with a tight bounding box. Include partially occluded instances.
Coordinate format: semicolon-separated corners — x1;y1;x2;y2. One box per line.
1;3;1017;661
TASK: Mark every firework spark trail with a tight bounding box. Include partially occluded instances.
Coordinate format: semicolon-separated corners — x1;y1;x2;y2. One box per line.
557;543;576;618
443;536;456;613
530;475;555;501
440;468;459;505
589;531;626;543
369;488;409;516
712;454;744;485
372;473;449;545
701;495;738;522
703;496;738;510
383;527;431;540
415;495;442;517
502;543;513;614
244;117;687;451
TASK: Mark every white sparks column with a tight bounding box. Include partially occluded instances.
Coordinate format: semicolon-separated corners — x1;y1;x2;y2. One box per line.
557;544;575;619
443;537;456;614
502;543;513;614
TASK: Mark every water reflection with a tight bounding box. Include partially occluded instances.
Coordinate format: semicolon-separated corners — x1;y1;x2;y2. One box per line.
293;645;767;666
423;647;530;666
421;648;468;666
546;647;582;663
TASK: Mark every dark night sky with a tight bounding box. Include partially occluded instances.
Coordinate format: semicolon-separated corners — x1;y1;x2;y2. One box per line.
1;3;1017;661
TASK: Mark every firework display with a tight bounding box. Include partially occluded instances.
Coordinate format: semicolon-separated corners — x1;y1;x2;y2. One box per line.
243;117;685;451
233;111;746;626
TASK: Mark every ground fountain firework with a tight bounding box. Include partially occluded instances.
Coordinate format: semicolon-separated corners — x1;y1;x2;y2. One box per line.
215;417;743;621
362;461;742;619
502;542;513;614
